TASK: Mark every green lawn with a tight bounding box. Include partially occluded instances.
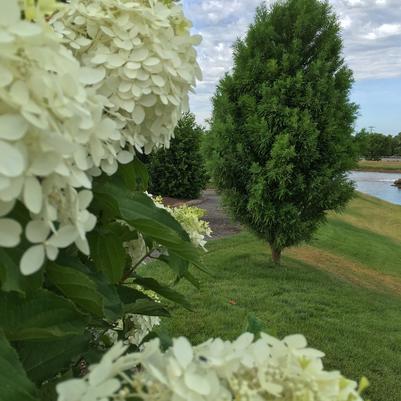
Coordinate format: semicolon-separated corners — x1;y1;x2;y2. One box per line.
357;159;401;172
139;193;401;401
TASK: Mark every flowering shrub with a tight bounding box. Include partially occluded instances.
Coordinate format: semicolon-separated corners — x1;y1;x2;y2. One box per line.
51;0;202;154
56;332;367;401
0;1;203;399
1;0;203;275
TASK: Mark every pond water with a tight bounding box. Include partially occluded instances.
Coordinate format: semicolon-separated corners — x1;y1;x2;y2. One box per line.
348;171;401;206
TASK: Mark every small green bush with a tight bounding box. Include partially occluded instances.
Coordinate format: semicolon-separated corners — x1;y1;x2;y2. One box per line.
149;113;208;199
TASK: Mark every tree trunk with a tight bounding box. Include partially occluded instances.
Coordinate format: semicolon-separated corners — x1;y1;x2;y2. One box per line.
271;247;282;265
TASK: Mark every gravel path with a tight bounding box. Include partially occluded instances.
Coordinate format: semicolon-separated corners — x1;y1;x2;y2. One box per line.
199;189;242;239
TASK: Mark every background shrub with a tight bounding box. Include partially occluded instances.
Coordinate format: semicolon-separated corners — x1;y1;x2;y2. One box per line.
149;112;208;199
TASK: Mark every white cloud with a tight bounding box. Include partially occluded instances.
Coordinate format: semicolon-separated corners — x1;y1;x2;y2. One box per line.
364;23;401;39
184;0;401;124
340;15;353;29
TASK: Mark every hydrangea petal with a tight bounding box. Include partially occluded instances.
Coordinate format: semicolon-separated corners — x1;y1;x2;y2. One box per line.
184;372;211;395
20;244;45;275
10;21;42;37
47;225;78;248
23;176;43;214
0;0;20;27
0;218;22;247
132;105;145;125
0;140;25;177
45;245;59;261
117;151;133;164
173;337;193;369
79;67;106;85
75;237;90;255
0;200;14;217
0;66;13;88
78;190;93;209
26;220;50;243
283;334;307;349
0;114;29;140
29;153;61;175
56;379;88;401
0;177;10;191
0;31;14;43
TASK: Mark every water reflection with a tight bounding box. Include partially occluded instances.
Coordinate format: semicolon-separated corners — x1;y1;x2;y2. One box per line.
348;171;401;206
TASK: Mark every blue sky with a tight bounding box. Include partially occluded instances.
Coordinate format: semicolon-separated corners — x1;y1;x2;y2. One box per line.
183;0;401;135
352;78;401;135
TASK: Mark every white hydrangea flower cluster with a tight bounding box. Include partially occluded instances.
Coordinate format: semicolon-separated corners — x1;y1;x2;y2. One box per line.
123;198;211;269
56;332;366;401
153;196;212;249
0;0;126;275
167;204;212;250
125;286;161;347
100;285;161;348
101;314;160;348
0;0;202;276
124;233;148;268
125;314;161;346
51;0;202;155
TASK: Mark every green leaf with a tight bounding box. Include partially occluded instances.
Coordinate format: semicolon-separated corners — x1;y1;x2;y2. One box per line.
117;285;170;316
181;269;200;289
93;179;204;276
117;284;152;303
92;272;123;321
47;263;104;317
0;290;88;341
50;256;123;322
88;229;127;284
123;298;170;317
118;158;149;191
106;222;139;242
17;334;90;384
158;253;200;287
133;276;191;310
245;314;265;338
0;331;39;401
90;191;121;220
0;248;43;295
120;192;190;241
94;181;195;245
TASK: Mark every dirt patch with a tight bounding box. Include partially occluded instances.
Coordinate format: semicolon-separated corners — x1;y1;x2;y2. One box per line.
287;246;401;297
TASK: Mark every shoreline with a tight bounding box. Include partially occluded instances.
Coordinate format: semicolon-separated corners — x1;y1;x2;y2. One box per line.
353;168;401;174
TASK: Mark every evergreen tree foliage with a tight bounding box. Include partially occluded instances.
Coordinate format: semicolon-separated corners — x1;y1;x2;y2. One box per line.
208;0;358;264
149;112;208;199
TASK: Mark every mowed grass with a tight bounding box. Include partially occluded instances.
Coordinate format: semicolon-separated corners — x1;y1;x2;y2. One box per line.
139;193;401;401
357;159;401;172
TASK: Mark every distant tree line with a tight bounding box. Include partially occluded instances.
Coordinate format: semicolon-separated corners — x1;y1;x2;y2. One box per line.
354;129;401;160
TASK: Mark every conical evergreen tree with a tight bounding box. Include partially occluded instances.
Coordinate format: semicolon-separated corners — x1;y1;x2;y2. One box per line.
208;0;358;264
149;112;207;199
